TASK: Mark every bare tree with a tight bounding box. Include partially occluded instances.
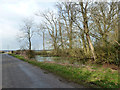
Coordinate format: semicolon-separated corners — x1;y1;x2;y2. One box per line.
33;1;118;64
56;2;77;53
90;2;118;47
18;18;35;50
69;2;96;59
80;2;96;60
37;23;46;50
39;11;60;54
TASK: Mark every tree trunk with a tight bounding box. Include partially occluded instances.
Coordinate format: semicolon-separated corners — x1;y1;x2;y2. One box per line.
69;24;73;50
28;30;31;50
81;33;87;54
84;21;96;60
86;34;96;60
86;36;90;54
80;2;96;60
43;32;45;50
59;20;64;50
29;38;31;50
69;8;73;51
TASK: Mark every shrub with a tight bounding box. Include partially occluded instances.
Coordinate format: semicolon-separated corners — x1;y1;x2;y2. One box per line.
95;43;118;65
36;51;47;55
26;50;35;59
14;50;21;54
2;51;5;53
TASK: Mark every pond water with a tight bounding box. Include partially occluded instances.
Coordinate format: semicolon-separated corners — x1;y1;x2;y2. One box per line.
35;55;85;66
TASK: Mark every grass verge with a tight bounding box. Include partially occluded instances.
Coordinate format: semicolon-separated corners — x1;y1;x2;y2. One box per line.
9;54;119;88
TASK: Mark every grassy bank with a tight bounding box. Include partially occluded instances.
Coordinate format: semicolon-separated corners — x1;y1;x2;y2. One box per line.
9;54;119;88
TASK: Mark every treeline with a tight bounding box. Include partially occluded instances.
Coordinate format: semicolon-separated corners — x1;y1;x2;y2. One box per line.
19;2;119;65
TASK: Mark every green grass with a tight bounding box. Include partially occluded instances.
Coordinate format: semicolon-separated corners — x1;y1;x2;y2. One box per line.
9;54;119;88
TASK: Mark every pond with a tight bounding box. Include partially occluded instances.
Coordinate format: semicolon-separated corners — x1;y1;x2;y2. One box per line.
35;55;86;66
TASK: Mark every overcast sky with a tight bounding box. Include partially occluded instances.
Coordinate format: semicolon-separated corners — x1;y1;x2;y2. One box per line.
1;0;117;50
0;0;57;50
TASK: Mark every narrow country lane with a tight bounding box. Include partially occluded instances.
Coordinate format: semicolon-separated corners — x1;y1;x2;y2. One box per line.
2;54;83;88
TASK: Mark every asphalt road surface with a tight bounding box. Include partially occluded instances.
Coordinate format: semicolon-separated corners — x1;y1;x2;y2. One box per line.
2;54;84;88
